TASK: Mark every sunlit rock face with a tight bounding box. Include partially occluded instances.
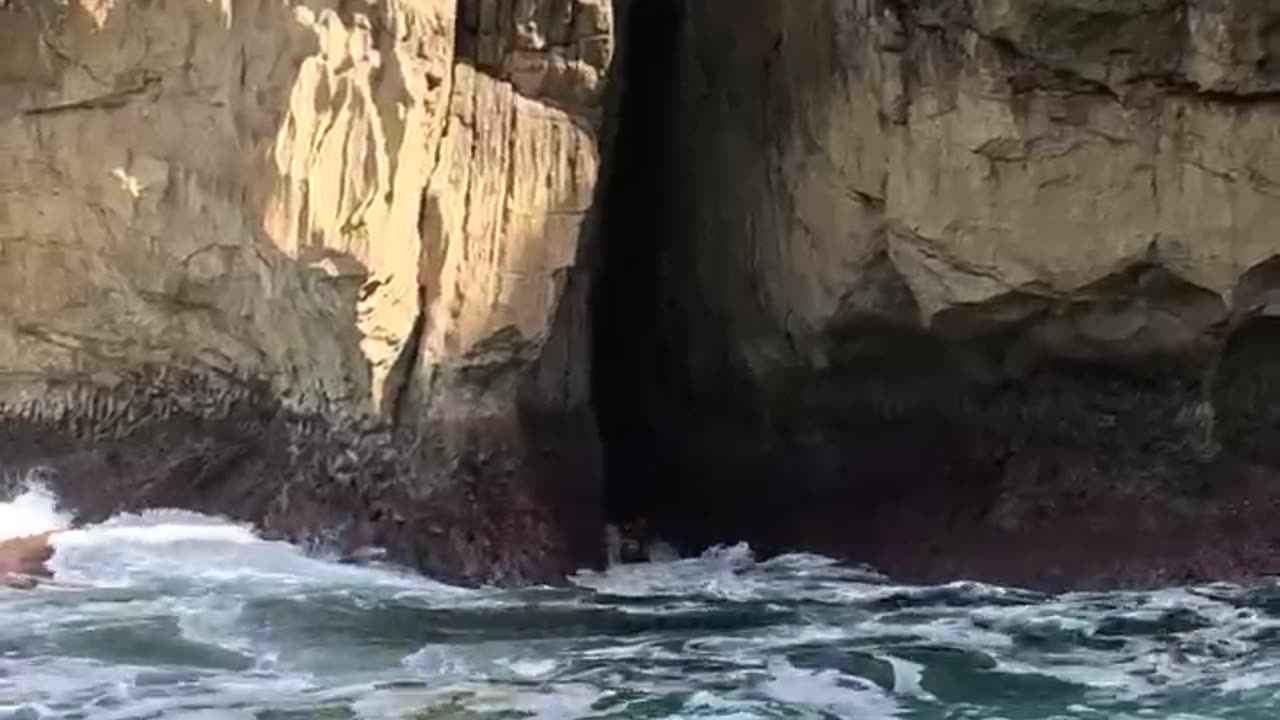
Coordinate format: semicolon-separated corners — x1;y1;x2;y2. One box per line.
592;0;1280;589
0;0;612;585
0;531;57;583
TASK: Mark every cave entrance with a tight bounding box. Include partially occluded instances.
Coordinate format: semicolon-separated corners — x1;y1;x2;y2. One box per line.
589;0;688;541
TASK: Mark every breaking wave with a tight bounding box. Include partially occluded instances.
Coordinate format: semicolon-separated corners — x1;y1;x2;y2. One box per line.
2;483;1279;718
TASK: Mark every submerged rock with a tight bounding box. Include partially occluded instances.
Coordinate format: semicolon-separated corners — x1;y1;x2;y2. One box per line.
605;520;680;566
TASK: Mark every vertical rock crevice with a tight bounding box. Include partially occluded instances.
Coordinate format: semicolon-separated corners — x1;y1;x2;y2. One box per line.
588;0;690;540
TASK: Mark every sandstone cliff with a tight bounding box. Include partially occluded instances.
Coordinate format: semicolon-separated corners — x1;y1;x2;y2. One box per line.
595;0;1280;588
10;0;1280;590
0;0;612;584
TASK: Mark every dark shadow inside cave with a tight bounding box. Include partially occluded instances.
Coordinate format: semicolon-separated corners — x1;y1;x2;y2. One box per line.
590;0;689;540
1213;313;1280;466
1210;257;1280;465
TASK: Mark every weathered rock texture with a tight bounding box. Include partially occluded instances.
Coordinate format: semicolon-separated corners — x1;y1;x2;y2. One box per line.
11;0;1280;591
595;0;1280;588
0;0;612;584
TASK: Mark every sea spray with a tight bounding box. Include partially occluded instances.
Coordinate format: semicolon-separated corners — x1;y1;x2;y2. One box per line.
0;478;72;540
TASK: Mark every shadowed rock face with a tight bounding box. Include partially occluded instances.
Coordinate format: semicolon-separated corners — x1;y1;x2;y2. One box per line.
590;0;1280;589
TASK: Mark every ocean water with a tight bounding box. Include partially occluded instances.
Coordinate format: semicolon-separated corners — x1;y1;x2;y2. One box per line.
1;484;1280;719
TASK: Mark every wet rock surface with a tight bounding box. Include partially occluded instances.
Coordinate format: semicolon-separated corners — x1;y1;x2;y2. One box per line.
0;369;599;585
0;531;57;582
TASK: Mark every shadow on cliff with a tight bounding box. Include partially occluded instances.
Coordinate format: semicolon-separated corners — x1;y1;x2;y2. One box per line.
591;0;859;553
588;0;695;550
583;0;1280;590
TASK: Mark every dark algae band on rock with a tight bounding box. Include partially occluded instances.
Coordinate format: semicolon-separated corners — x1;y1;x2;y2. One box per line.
0;369;595;586
7;0;1280;590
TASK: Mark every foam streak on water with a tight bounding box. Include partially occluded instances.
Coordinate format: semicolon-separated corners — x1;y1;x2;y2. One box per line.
2;485;1280;718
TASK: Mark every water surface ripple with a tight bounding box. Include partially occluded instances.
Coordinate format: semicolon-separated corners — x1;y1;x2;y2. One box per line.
2;487;1279;719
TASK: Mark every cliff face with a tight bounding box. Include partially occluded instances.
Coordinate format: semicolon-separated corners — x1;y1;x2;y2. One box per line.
596;0;1280;588
0;0;611;584
10;0;1280;590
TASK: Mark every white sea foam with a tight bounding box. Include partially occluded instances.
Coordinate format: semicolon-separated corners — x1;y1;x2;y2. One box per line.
569;541;760;599
46;515;470;596
3;483;1280;718
760;658;904;718
0;480;73;540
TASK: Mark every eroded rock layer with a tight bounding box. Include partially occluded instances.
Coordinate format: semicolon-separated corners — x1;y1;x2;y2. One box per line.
594;0;1280;588
0;0;612;585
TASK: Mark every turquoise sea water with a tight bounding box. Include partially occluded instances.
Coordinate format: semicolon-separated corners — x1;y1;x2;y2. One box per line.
2;486;1279;719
